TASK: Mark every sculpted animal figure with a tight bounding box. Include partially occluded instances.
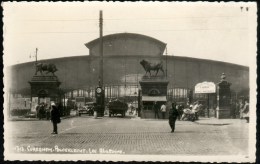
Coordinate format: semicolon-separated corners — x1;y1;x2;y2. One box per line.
140;59;164;76
35;63;58;76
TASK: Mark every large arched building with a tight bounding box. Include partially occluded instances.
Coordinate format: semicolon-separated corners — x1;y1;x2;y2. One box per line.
7;33;249;104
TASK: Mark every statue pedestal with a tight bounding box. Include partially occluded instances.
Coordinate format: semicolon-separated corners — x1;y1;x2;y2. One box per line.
29;76;61;108
216;80;232;119
139;76;169;96
139;75;169;119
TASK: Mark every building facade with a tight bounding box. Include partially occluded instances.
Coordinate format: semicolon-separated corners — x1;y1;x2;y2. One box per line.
7;33;249;106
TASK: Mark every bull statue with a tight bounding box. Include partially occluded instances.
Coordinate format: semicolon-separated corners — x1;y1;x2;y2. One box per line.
35;63;58;76
140;59;164;77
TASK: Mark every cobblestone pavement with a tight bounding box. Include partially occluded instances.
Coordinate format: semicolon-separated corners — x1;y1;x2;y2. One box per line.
6;115;249;155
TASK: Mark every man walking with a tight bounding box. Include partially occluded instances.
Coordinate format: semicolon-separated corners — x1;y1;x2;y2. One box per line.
160;103;166;119
50;102;61;134
169;102;179;133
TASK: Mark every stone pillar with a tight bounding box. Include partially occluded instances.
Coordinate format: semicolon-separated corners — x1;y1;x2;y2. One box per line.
139;75;169;119
216;73;232;119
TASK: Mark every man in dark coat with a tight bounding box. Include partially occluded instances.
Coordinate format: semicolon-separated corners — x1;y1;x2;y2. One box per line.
169;102;179;133
39;103;45;120
50;102;61;134
153;101;160;119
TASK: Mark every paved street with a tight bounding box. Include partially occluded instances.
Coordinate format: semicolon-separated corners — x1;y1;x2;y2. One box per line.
6;115;249;155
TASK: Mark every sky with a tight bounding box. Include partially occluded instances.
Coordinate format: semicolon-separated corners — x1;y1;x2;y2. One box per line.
3;2;257;66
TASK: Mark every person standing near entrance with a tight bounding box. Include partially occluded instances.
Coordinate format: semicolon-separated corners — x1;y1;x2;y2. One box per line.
169;102;179;133
50;102;61;134
239;101;244;119
242;99;249;123
160;103;166;119
153;101;160;119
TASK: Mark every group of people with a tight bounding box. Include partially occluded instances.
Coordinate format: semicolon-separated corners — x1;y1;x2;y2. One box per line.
180;102;203;121
36;102;61;134
36;103;51;120
153;101;167;119
229;99;250;122
152;101;203;133
153;101;202;121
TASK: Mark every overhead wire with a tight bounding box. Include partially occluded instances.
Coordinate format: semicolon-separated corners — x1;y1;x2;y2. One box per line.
12;28;247;34
11;15;248;34
20;15;247;22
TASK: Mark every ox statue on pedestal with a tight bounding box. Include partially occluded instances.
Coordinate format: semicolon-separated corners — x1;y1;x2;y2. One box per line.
35;63;58;76
140;59;164;77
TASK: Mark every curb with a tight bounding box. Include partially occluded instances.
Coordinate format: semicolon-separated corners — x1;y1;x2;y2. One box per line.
194;119;233;126
8;115;76;121
194;121;232;126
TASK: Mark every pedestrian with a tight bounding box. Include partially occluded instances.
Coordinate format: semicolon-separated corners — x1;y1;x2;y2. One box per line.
230;101;236;119
46;105;51;120
192;102;199;120
169;102;179;133
239;101;244;119
50;102;61;134
153;101;160;119
160;103;166;119
36;104;40;118
39;103;45;120
129;103;134;115
242;99;249;123
235;101;240;118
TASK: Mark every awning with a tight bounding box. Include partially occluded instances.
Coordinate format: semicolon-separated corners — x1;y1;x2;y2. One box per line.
142;96;167;102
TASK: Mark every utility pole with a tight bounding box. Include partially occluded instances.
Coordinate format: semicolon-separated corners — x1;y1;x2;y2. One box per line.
99;10;103;87
95;10;105;117
165;46;168;78
35;48;38;63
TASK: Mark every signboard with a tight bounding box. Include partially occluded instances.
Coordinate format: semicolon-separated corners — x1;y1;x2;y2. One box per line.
195;82;216;94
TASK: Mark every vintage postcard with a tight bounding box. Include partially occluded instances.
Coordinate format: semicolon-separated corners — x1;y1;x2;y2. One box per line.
3;2;257;162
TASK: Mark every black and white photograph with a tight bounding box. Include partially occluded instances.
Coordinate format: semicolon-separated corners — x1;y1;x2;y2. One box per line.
3;2;257;162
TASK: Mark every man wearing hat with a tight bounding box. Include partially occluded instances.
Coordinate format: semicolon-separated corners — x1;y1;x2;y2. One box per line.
50;102;61;134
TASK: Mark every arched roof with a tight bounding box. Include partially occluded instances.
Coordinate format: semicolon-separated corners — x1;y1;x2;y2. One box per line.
85;32;166;50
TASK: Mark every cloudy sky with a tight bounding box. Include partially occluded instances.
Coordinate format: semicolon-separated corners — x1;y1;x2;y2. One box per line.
3;2;257;66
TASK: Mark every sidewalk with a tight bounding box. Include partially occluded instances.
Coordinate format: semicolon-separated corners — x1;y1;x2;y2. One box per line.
8;112;77;121
194;117;246;125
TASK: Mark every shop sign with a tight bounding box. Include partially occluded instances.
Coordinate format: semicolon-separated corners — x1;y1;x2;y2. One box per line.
195;81;216;93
